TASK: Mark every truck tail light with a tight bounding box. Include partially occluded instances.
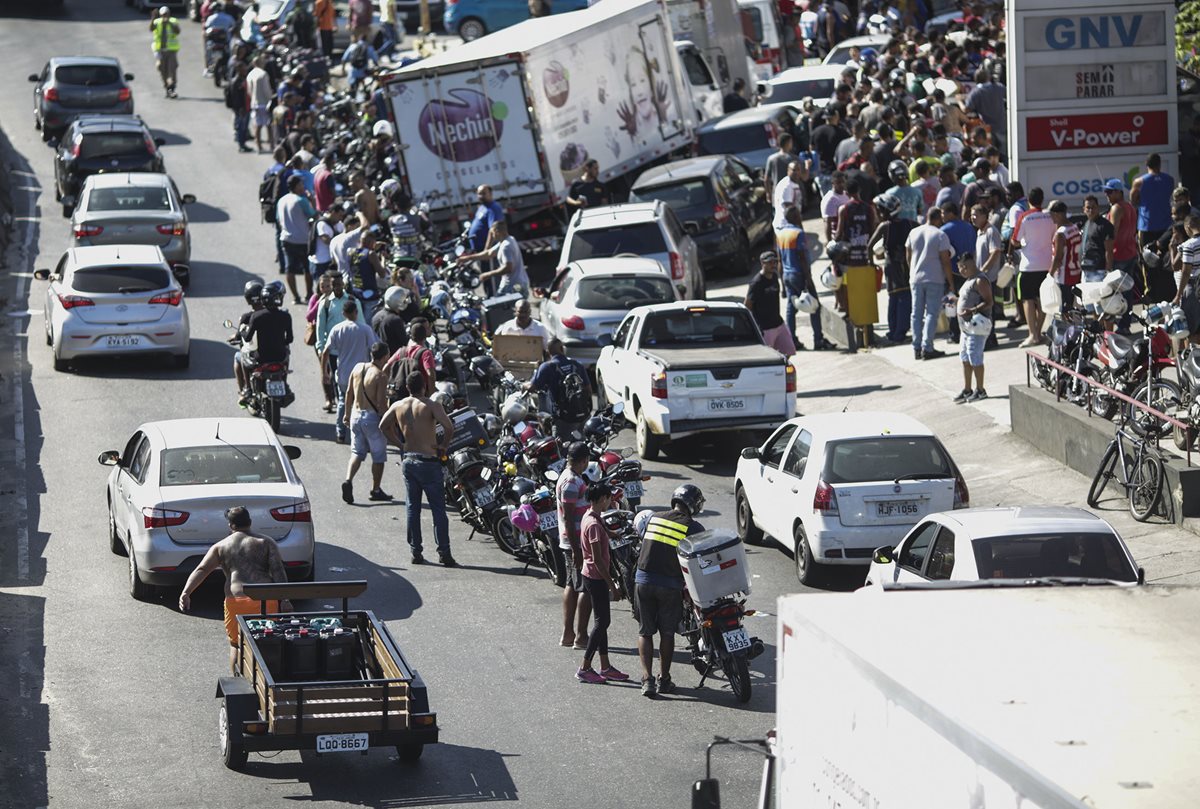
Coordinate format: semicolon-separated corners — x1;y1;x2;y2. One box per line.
953;474;969;509
813;480;838;515
45;87;60;102
142;507;189;528
57;293;94;310
668;251;684;280
712;204;730;223
786;363;795;393
271;500;312;522
560;315;585;331
157;222;186;236
148;289;183;306
118;87;131;102
74;224;104;238
650;372;668;399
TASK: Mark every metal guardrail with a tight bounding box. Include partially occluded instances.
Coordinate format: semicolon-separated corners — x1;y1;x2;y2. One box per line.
1023;349;1192;468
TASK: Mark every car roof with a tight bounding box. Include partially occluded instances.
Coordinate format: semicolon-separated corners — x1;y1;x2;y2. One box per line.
572;202;665;229
697;103;798;132
828;34;890;51
633;156;726;188
83;172;172;190
626;300;745;318
932;506;1113;537
65;244;167;268
783;411;936;440
49;56;122;68
143;418;279;448
566;257;668;277
769;65;846;83
71;115;148;133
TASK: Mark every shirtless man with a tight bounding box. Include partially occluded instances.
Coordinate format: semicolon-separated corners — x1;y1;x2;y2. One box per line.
351;170;380;225
380;371;456;566
342;341;392;504
178;507;291;673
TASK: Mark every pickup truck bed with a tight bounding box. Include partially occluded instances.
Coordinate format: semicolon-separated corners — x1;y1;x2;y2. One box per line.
639;344;785;370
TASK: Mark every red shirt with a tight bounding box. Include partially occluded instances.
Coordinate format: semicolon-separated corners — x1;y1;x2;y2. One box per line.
312;165;336;212
385;343;436;394
1111;200;1138;261
580;508;611;580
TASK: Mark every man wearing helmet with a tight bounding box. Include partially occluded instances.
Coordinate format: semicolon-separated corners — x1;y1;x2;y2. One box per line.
243;281;294;363
635;484;706;697
556;442;593;649
868;193;915;344
373;286;410;354
233;281;265;402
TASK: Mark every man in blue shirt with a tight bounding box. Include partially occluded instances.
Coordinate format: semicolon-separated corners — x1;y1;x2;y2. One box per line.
526;339;593;437
777;205;834;350
940;201;976;343
1131;152;1175;247
468;184;504;252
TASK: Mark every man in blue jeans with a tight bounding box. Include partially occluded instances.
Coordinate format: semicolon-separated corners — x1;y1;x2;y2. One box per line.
905;206;954;360
380;371;457;566
777;205;835;350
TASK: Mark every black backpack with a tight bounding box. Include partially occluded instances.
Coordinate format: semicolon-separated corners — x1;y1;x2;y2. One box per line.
558;361;591;421
347;42;368;70
259;168;285;224
387;347;430;404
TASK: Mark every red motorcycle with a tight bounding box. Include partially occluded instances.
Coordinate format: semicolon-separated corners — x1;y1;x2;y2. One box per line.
1088;313;1180;436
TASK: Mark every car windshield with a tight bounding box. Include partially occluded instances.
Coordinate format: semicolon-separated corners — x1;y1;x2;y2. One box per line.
160;445;287;486
699;124;769;156
973;532;1137;582
568;223;667;260
71;266;170;294
630;180;713;211
679;48;714;86
79;132;149;160
576;276;675;310
87;186;171;212
55;65;121;85
823;437;953;484
641;309;760;346
769;78;835;103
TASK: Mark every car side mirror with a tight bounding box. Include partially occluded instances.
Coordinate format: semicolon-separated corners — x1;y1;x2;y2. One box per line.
740;446;760;460
1137;566;1146;585
61;196;75;215
683;221;700;236
872;545;894;565
222;318;234;329
283;445;302;460
33;269;51;281
124;72;135;81
596;333;613;347
692;778;721;809
28;74;39;82
97;450;121;466
181;193;197;205
756;82;769;98
154;137;166;147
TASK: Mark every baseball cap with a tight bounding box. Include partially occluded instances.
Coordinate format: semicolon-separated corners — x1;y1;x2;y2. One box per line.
1103;178;1125;191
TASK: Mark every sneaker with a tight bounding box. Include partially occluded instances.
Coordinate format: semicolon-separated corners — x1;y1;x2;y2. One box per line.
953;388;972;404
657;674;676;694
576;667;605;684
238;145;253;153
913;348;923;360
410;552;425;564
369;488;393;501
815;338;837;351
794;341;808;351
439;554;460;568
600;666;630;682
641;677;657;697
237;390;251;408
969;388;989;402
341;480;354;504
946;334;959;344
922;348;946;360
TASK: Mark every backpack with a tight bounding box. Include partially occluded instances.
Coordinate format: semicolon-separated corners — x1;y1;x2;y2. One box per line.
347;42;368;70
557;361;591;421
259;168;284;224
387;347;430;404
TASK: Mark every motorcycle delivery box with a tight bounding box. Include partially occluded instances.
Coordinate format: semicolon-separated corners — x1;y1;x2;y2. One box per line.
677;530;751;607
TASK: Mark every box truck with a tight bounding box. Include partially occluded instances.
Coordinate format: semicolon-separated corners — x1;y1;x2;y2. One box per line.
380;0;699;253
667;0;755;119
694;585;1200;808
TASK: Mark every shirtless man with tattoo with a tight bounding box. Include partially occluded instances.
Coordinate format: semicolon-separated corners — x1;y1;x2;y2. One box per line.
178;506;292;672
380;371;457;565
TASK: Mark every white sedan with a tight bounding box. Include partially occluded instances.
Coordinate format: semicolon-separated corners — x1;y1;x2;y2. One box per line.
99;418;316;600
864;506;1145;589
35;244;190;372
734;412;967;587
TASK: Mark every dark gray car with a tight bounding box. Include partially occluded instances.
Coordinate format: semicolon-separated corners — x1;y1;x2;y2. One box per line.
30;57;135;143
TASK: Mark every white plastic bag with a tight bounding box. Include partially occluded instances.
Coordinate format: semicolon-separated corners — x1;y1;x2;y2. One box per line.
1039;275;1062;312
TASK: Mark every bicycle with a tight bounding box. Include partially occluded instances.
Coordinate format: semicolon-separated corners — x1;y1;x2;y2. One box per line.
1086;424;1164;521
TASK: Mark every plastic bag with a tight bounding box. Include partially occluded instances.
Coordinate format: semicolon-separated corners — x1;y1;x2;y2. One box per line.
1039;275;1062;312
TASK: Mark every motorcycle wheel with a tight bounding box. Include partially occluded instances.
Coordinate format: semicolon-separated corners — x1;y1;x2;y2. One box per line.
1127;378;1182;439
622;560;639;622
537;538;567;587
1174;420;1194;451
720;652;752;704
1089;371;1118;420
491;514;521;555
264;399;281;433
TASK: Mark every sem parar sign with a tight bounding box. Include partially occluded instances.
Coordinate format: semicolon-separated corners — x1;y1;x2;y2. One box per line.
1023;11;1167;51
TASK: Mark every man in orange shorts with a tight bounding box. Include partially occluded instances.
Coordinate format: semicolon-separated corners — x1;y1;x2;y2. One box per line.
178;506;291;672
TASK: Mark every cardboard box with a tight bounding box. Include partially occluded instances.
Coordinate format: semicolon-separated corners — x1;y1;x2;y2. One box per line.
490;334;544;380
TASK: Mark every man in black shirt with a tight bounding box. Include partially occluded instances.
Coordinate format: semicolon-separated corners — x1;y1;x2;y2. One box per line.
244;285;294;365
722;78;751;113
372;286;409;354
1079;194;1115;283
745;252;794;355
566;160;609;210
810;105;849;197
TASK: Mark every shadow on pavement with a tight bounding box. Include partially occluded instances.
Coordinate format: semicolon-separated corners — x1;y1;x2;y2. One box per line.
66;337;233;381
152;128;193;147
796;383;901;398
183;260;262;296
180;200;230;224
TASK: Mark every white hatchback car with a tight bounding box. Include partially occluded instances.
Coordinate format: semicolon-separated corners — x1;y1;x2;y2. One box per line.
734;412;967;586
35;244;190;372
99;418;316;600
539;256;678;368
864;506;1144;589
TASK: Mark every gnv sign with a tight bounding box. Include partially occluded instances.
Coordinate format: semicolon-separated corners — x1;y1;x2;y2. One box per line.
1024;11;1167;51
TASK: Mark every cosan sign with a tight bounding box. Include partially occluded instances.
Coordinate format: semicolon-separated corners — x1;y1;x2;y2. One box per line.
1023;11;1167;51
1025;110;1169;152
1018;154;1178;206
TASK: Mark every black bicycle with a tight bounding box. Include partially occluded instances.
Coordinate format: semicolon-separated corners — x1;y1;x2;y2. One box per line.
1087;425;1164;521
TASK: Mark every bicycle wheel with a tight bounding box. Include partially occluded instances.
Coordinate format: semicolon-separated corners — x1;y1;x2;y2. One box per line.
1128;452;1164;522
1087;441;1120;508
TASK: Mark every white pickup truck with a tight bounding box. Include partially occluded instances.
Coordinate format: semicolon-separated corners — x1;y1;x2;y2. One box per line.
594;301;796;459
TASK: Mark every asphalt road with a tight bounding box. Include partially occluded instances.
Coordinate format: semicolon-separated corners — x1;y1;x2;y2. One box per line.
0;4;794;807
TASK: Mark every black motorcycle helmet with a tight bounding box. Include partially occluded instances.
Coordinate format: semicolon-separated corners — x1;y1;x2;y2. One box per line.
671;484;706;517
262;280;285;309
583;416;608;442
508;476;538;502
243;281;264;307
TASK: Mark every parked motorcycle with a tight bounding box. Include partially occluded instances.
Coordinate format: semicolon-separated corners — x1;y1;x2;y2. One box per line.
1088;313;1179;436
492;465;567;585
1172;344;1200;450
680;592;763;704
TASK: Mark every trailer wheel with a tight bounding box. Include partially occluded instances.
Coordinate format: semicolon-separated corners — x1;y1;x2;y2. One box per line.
396;743;425;762
219;703;248;771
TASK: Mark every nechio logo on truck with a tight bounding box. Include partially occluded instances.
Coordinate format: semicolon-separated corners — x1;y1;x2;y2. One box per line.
418;89;508;162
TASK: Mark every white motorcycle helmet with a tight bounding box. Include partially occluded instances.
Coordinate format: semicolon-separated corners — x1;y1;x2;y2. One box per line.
819;267;842;290
1168;312;1191;340
1102;269;1135;294
501;396;528;425
379;178;401;199
961;313;992;336
794;291;819;314
581;461;602;484
1100;292;1129;317
942;294;958;319
372;119;395;139
383;285;411;314
633;508;654;537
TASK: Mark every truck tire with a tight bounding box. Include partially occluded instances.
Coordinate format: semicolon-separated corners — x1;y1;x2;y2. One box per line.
219;702;249;771
636;411;661;461
793;523;823;588
735;486;763;545
396;743;424;762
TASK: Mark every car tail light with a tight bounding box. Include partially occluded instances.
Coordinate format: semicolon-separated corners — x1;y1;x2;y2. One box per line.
668;251;684;280
157;222;186;236
118;87;131;102
561;315;585;331
953;474;969;509
144;134;157;154
74;224;104;238
45;87;60;102
271;500;312;522
148;289;183;306
712;204;730;223
57;293;94;310
71;141;81;158
813;479;838;515
142;507;189;528
786;363;796;393
651;372;668;399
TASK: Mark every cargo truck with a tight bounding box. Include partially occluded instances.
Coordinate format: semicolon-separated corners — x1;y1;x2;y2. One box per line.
380;0;699;253
693;585;1200;808
666;0;755;118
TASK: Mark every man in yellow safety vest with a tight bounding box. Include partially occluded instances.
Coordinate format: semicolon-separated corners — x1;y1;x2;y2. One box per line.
634;484;705;698
149;6;182;98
